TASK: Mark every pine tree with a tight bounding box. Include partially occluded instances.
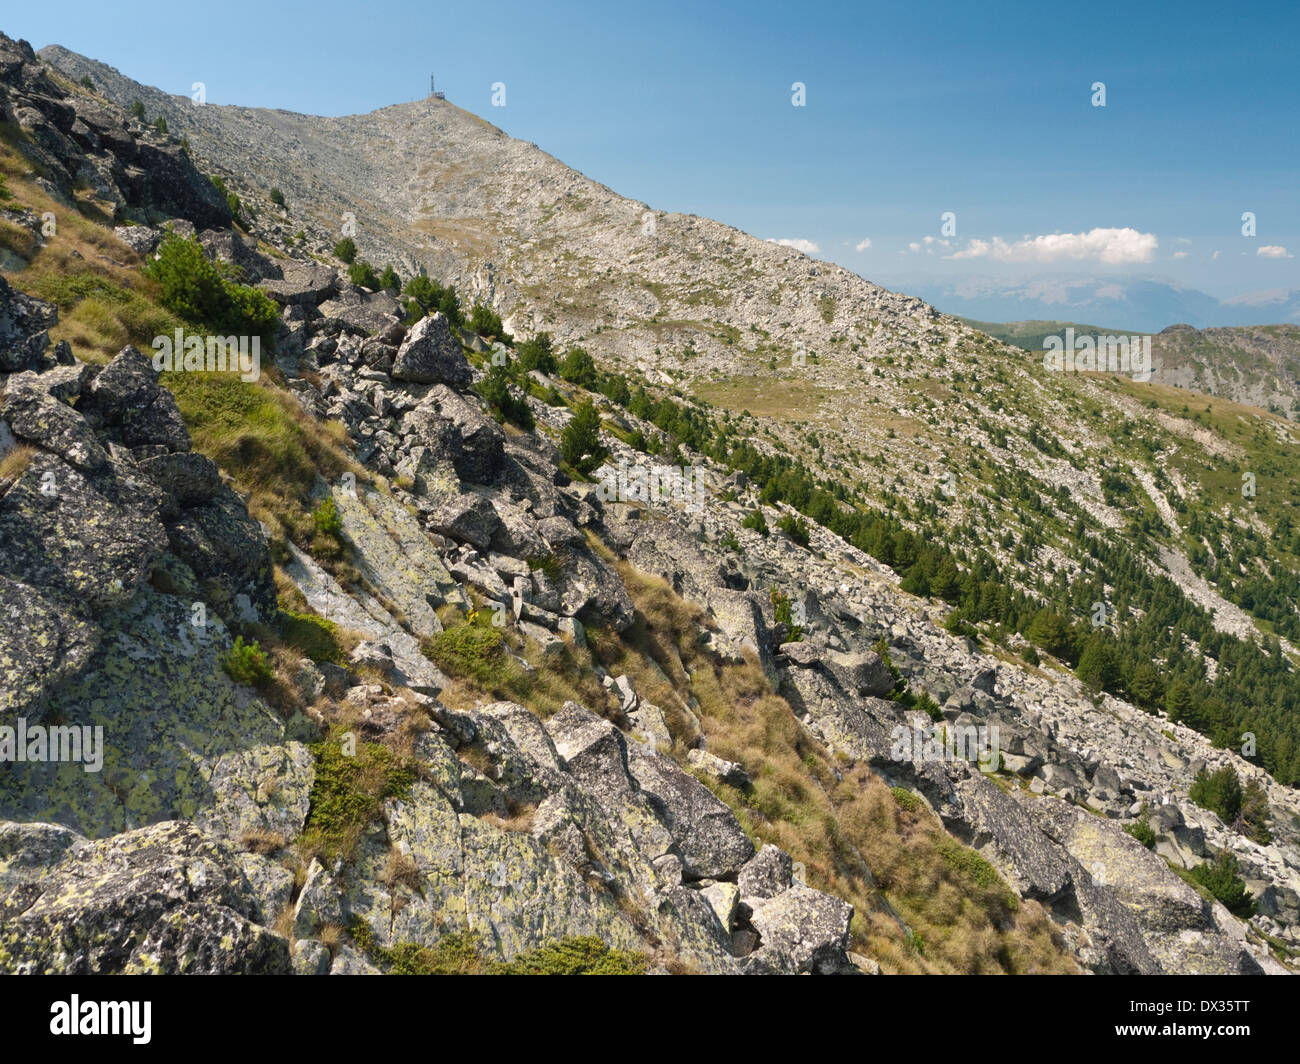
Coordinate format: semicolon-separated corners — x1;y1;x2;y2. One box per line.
560;400;607;474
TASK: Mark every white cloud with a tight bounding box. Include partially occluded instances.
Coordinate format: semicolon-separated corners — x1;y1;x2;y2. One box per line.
768;237;819;255
946;227;1158;265
1212;250;1221;260
854;237;872;252
1172;250;1189;259
1258;245;1291;258
903;236;951;255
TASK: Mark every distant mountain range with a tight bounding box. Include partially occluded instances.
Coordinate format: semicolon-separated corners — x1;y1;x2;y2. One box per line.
964;318;1300;418
897;275;1300;333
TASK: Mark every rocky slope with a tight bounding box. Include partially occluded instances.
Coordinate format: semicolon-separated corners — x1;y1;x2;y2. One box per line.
1151;323;1300;420
0;31;1297;974
38;41;1300;677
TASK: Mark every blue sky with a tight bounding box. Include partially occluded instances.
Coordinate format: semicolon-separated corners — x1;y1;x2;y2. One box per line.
9;0;1299;311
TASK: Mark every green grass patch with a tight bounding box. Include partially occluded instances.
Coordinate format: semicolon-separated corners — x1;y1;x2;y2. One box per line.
348;923;645;975
422;618;519;690
300;729;416;863
279;609;343;664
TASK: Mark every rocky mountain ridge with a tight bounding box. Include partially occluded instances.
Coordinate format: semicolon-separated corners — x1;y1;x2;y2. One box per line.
0;31;1297;974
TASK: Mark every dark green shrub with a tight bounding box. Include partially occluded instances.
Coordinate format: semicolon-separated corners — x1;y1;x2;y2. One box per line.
1076;634;1120;692
1025;609;1075;661
1188;851;1254;917
333;236;357;264
898;688;943;722
129;99;145;120
495;937;646;975
777;513;810;547
560;345;597;388
742;509;768;535
401;274;463;327
269;187;286;208
312;496;343;537
301;730;415;862
1124;816;1156;849
1189;765;1242;824
527;554;562;581
600;374;631;406
223;636;272;686
770;586;803;642
560;399;607;474
1239;778;1272;844
891;787;924;813
422;622;514;688
348;926;643;976
350;924;493;975
517;332;557;375
348;260;379;290
941;610;972;637
477;362;534;430
142;232;278;342
469;302;507;341
208;175;246;226
378;265;400;292
279;610;343;664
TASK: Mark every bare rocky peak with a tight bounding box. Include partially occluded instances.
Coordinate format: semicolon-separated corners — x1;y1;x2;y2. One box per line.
38;43;960;383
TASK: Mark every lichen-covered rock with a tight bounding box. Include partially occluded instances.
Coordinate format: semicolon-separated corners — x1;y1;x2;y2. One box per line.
0;446;168;712
318;289;402;338
284;541;449;694
738;844;794;901
0;820;289;974
0;272;56;372
163;484;277;623
687;748;750;788
627;747;755;880
705;587;776;681
1029;800;1263;974
236;851;294;925
428;491;502;550
405;384;505;484
113;224;160;255
85;345;191;453
391;312;472;388
551;542;635;632
0;587;306;840
741;884;855;974
292;939;332;974
627;519;728;603
546;700;640;803
257;262;339;306
137;450;223;516
293;859;345;940
1;372;108;471
322;481;465;630
824;650;894;698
